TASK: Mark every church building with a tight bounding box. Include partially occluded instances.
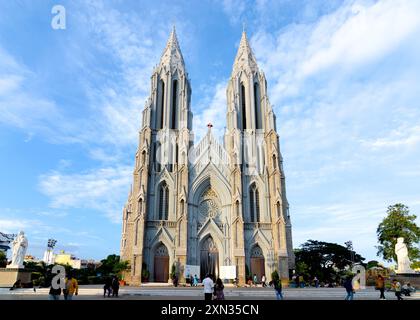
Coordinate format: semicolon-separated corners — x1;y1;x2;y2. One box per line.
120;28;294;285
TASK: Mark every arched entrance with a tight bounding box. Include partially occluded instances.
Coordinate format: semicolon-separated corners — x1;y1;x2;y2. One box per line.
200;236;219;280
250;245;265;283
154;243;169;282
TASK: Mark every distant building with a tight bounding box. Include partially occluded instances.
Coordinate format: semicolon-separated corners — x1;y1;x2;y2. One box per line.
24;255;39;263
53;250;95;269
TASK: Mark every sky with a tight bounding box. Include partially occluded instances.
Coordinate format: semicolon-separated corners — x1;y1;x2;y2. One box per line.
0;0;419;264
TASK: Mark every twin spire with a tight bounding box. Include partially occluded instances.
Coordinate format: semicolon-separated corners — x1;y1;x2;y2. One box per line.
159;26;185;71
159;26;259;75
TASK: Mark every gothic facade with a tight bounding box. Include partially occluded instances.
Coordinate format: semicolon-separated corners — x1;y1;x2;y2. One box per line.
120;28;294;285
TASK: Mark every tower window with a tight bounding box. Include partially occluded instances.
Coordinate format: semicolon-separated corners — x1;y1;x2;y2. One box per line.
134;219;139;246
158;181;169;220
180;199;185;215
138;198;143;215
254;82;261;129
157;80;165;129
171;80;178;129
241;84;247;130
249;183;260;222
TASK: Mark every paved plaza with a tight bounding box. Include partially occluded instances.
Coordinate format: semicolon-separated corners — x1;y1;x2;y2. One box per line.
1;285;419;300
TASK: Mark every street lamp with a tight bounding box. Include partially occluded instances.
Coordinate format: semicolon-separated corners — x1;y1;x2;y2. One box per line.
45;239;57;264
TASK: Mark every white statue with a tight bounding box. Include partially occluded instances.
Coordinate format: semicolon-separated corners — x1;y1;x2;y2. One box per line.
7;231;28;269
395;237;415;274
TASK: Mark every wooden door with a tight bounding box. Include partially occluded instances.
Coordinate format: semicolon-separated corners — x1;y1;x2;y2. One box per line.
250;257;265;282
154;256;169;282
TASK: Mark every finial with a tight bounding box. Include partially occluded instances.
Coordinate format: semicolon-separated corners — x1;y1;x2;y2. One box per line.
242;22;246;34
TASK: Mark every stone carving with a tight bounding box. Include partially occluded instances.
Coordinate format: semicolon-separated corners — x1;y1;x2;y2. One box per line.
7;231;28;269
395;237;415;274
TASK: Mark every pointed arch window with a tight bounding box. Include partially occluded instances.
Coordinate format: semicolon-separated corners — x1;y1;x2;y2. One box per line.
241;83;247;130
157;80;165;129
254;82;261;129
236;200;240;217
249;183;260;222
138;198;143;215
276;201;281;218
171;80;178;129
272;154;277;170
158;181;169;220
134;219;139;246
180;199;185;216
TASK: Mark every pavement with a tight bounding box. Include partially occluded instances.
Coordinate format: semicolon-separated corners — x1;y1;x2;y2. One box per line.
0;285;419;300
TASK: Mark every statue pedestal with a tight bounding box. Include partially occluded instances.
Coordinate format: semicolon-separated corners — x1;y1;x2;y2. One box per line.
394;273;420;287
0;268;32;288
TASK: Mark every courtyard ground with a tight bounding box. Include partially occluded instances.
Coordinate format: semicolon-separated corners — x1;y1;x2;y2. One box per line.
0;285;419;300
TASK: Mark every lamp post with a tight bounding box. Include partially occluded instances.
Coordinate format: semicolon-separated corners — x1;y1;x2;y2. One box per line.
46;239;57;265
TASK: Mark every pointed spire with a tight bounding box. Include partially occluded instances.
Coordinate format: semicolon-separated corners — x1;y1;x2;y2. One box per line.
159;26;185;71
232;30;258;75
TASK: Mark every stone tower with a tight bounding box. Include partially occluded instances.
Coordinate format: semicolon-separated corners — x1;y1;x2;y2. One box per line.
120;27;192;284
224;30;294;281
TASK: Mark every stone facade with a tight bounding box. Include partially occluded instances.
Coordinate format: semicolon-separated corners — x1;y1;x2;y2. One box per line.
120;28;294;285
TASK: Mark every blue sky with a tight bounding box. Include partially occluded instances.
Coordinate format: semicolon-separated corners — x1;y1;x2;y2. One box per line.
1;0;419;264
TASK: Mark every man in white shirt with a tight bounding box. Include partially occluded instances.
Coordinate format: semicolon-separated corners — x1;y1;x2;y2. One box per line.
202;274;214;301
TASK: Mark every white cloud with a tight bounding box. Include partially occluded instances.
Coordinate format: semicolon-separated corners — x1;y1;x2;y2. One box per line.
300;0;420;76
39;165;132;223
221;0;248;25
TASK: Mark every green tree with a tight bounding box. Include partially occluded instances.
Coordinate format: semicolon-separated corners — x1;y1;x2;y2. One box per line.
376;203;420;262
411;261;420;270
366;260;380;269
97;254;129;278
294;240;365;282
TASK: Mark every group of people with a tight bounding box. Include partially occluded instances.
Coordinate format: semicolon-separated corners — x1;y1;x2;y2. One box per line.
186;274;200;286
344;274;417;301
390;278;416;301
202;274;225;300
103;275;120;298
48;273;79;300
201;274;284;300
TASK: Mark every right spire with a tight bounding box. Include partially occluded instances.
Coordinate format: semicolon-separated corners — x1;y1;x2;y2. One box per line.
232;30;259;75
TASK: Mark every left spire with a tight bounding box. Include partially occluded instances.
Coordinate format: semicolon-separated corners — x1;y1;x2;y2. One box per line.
159;26;185;71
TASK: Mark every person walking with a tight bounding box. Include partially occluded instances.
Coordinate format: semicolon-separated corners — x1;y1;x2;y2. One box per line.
392;279;403;300
344;276;354;300
48;285;61;300
202;274;214;301
253;274;258;287
376;275;386;300
273;277;283;300
193;275;199;287
64;273;78;300
313;276;319;288
111;275;120;298
261;275;267;287
103;276;112;298
213;278;225;300
295;274;300;288
299;275;305;288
